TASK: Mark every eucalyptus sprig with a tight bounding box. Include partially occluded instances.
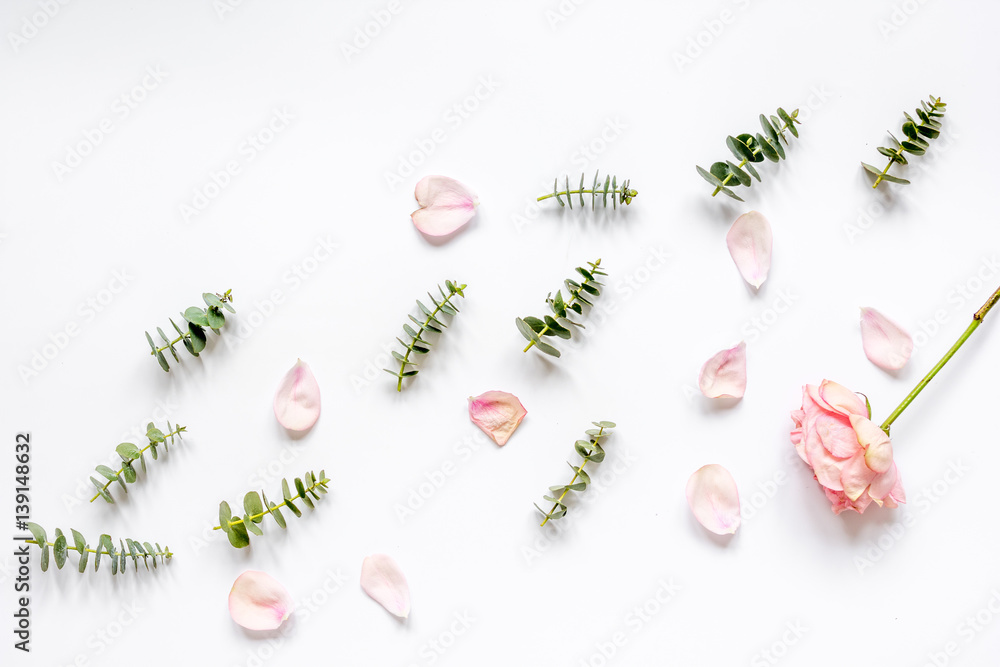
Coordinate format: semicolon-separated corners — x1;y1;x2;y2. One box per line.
516;259;606;358
537;171;637;209
145;289;235;372
24;522;172;575
89;421;186;503
697;107;802;201
535;422;616;526
384;280;466;391
862;95;946;188
214;470;330;548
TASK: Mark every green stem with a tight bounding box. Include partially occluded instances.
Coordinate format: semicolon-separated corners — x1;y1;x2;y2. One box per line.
540;427;604;527
25;541;172;558
89;427;185;502
872;160;894;189
396;292;461;391
879;284;1000;435
212;478;327;530
537;188;628;202
154;334;188;356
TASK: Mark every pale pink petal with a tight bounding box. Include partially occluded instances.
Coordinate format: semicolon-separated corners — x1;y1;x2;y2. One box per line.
698;341;747;399
361;554;411;618
273;359;321;432
411;175;479;236
228;571;293;631
468;390;527;446
868;462;899;501
860;307;913;371
685;464;741;535
816;380;868;417
726;210;772;288
841;452;877;501
850;414;894;473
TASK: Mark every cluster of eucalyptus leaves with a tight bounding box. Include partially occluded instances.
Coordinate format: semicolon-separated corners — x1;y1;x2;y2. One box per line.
25;522;171;575
535;422;616;526
384;280;466;391
697;107;801;202
863;95;946;188
146;289;235;371
89;421;186;503
516;259;606;358
215;470;330;548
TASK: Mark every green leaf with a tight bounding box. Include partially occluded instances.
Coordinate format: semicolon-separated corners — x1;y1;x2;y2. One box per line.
116;442;141;461
183;307;210;327
726;135;754;162
901;121;918;140
755;134;779;162
121;461;136;484
188;323;207;354
710;162;734;186
597;421;616;428
269;502;286;529
861;162;885;177
78;546;89;572
95;465;118;481
717;185;744;202
219;501;233;532
901;141;926;155
777;108;798;136
294;477;307;499
696;165;724;187
725;161;751;187
737;134;764;162
534;339;562;357
227;520;250;548
145;331;156;352
243;491;264;522
760;114;780;146
146;426;165;444
202;293;224;309
244;515;264;536
155;350;169;372
543;316;572;339
917;124;940;139
205;306;225;329
877;171;911;185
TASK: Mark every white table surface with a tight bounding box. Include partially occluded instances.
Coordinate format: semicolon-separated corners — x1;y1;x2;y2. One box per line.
2;0;999;664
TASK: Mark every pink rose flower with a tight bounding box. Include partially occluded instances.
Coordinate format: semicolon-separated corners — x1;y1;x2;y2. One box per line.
790;380;905;514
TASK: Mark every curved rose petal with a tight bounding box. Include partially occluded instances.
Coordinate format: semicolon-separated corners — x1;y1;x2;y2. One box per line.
361;554;410;618
686;464;741;535
468;390;527;446
698;341;747;398
817;380;868;417
868;462;899;502
411;175;479;236
726;211;772;288
860;307;913;371
229;571;293;631
840;452;877;501
273;359;321;432
850;414;894;474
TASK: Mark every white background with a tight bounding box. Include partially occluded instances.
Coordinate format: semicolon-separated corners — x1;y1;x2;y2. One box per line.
2;0;1000;665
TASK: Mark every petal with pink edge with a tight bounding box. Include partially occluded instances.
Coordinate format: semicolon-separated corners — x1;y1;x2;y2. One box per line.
468;390;527;446
411;175;479;236
860;307;914;371
273;359;321;432
229;571;293;631
685;464;741;535
726;211;772;288
698;341;747;399
361;554;411;618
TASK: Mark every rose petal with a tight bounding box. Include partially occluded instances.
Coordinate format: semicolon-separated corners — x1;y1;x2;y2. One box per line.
686;464;741;535
698;341;747;398
860;307;913;371
273;359;321;432
850;414;894;474
816;380;868;418
726;211;772;288
468;390;527;446
840;451;877;501
361;554;410;618
228;571;293;631
411;175;479;236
